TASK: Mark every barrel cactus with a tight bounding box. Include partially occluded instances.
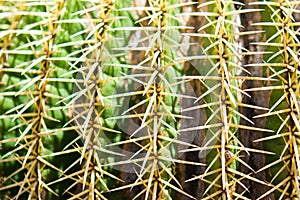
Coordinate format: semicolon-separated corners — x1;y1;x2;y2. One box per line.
0;0;299;199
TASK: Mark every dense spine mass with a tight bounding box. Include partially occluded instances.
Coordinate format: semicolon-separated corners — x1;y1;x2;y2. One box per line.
0;0;299;199
0;1;66;199
109;0;200;198
249;1;300;199
179;1;274;199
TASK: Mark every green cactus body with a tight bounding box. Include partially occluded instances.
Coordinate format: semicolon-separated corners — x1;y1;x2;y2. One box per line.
0;0;300;199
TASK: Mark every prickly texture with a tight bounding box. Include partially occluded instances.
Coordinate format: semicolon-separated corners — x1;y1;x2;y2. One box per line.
237;0;273;199
249;1;300;199
0;0;300;200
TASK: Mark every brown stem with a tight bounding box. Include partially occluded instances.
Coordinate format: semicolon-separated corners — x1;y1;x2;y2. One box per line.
238;1;274;199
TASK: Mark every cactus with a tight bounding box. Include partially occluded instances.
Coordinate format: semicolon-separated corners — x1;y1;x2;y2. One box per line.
0;0;299;199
